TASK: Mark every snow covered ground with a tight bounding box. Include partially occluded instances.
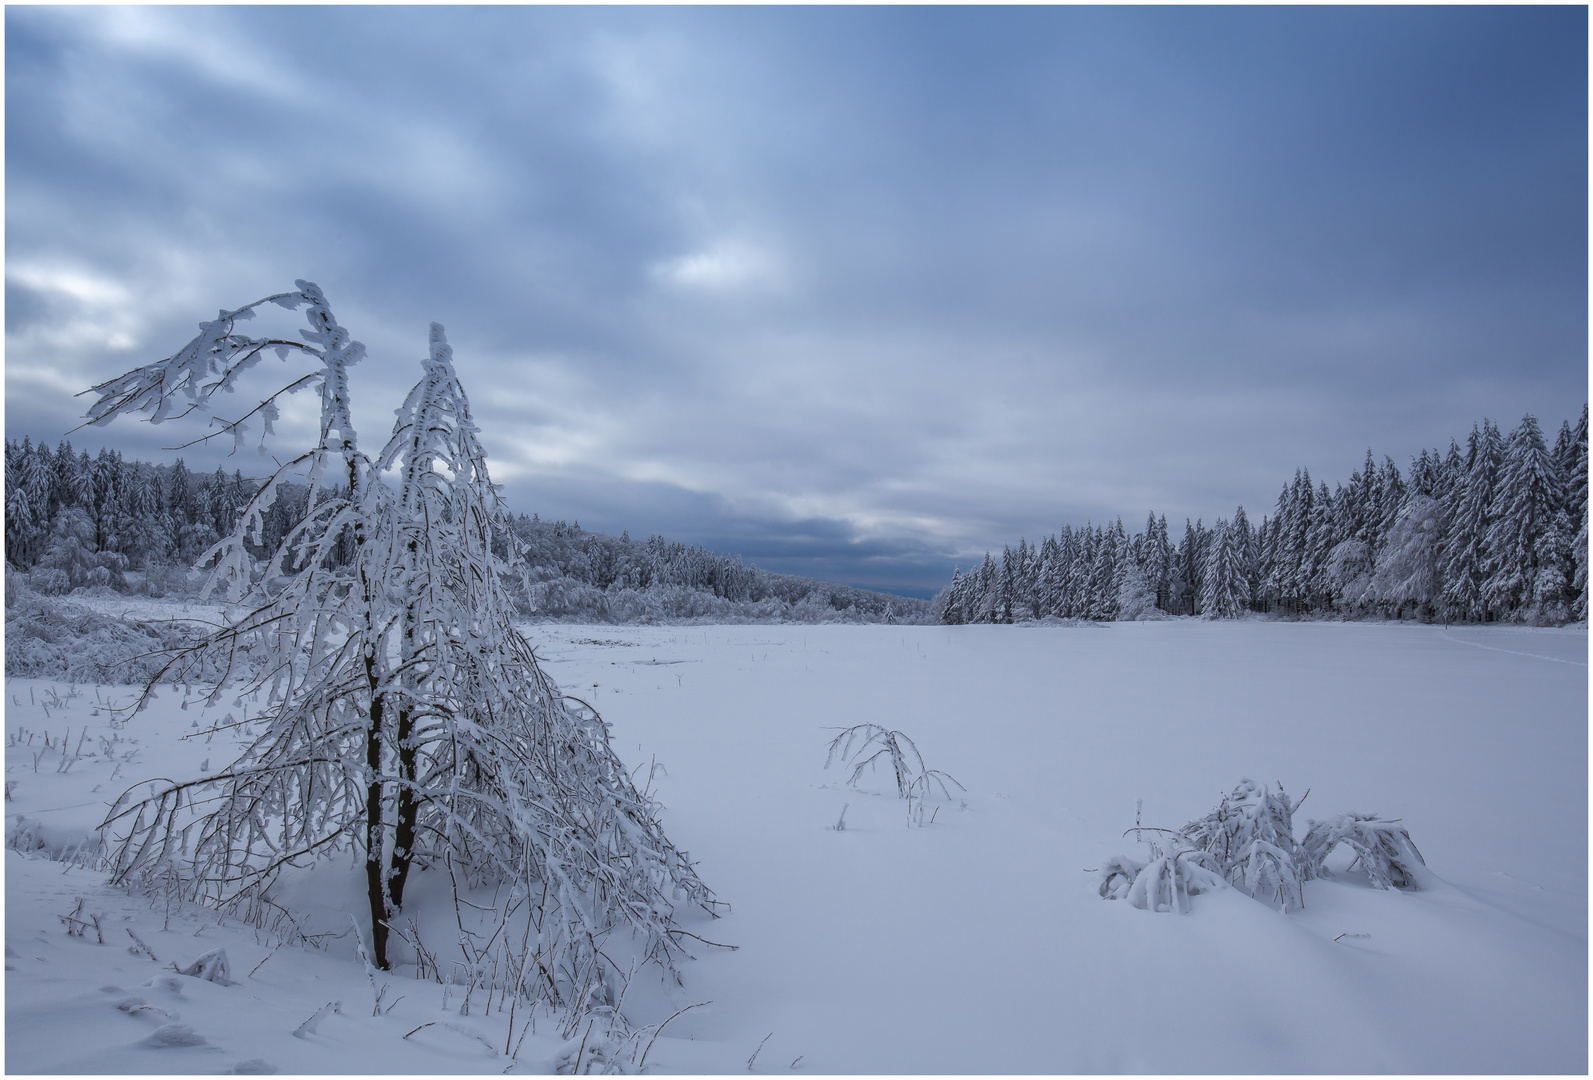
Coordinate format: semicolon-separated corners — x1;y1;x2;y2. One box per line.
6;618;1587;1073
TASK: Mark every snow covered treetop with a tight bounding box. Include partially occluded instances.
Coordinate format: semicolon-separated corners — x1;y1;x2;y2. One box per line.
82;281;366;456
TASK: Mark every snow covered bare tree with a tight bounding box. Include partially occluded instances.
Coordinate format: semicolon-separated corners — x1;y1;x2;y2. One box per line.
86;284;715;1000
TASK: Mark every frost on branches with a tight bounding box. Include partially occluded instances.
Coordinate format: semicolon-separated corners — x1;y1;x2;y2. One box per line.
86;284;716;1009
1100;779;1429;915
1180;778;1307;912
1301;813;1430;891
1098;834;1226;914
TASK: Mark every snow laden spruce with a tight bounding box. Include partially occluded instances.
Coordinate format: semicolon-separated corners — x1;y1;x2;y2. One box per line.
1100;779;1429;914
941;408;1587;626
83;283;719;1023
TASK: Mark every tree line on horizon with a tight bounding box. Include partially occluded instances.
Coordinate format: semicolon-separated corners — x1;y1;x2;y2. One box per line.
938;407;1588;626
3;438;925;623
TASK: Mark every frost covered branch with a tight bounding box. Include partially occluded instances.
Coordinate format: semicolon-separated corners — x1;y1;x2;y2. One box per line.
824;723;963;803
87;283;718;1024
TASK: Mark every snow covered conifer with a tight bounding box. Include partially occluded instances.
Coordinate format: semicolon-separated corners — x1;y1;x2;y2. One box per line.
1303;483;1337;609
1369;493;1446;618
975;551;999;622
1563;406;1589;619
939;568;965;624
1442;421;1503;620
1283;470;1315;612
1323;539;1374;614
1115;559;1159;621
1087;523;1119;620
1200;515;1250;619
1065;526;1092;617
1484;414;1568;621
36;506;127;590
1174;518;1203;615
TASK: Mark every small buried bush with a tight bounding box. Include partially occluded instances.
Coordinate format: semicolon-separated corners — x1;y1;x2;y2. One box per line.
4;581;203;684
1301;813;1430;891
1181;778;1307;912
1102;833;1227;914
1097;853;1144;901
1100;781;1429;915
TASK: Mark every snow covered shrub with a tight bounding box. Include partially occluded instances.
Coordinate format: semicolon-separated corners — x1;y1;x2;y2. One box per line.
1118;834;1228;914
87;284;716;1009
825;723;963;802
6;813;104;865
1181;779;1307;912
174;948;233;984
1300;813;1429;890
4;584;201;683
26;566;70;595
1099;803;1228;914
527;574;614;619
1101;784;1436;915
1096;854;1144;901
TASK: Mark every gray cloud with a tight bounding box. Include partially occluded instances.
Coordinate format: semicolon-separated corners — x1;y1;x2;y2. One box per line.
7;6;1586;596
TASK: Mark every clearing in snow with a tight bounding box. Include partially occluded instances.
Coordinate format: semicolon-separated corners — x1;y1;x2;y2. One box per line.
5;618;1586;1073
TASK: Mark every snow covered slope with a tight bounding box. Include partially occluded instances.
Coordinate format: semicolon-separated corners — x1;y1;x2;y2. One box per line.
6;620;1586;1073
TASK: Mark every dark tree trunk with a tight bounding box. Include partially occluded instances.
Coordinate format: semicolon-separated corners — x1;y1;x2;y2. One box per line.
388;706;419;909
364;664;391;970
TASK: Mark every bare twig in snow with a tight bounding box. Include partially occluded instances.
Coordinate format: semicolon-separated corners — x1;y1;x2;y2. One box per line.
747;1032;773;1071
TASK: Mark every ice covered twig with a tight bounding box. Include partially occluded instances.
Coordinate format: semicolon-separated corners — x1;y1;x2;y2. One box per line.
824;723;962;802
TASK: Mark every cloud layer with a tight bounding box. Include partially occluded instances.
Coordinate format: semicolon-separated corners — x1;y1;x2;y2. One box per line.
7;7;1586;596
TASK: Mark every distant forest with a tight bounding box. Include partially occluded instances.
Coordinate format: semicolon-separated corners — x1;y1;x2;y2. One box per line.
939;408;1588;626
8;406;1585;629
2;439;926;624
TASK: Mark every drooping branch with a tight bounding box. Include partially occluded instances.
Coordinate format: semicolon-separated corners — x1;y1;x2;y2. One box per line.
90;289;717;1003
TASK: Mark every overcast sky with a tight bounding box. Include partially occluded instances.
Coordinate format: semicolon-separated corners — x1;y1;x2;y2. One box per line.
6;6;1587;597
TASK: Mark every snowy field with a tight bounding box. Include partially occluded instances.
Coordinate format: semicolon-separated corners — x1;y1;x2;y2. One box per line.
6;619;1587;1073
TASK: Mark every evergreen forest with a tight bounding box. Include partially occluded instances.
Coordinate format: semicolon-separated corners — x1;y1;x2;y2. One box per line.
939;408;1589;626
